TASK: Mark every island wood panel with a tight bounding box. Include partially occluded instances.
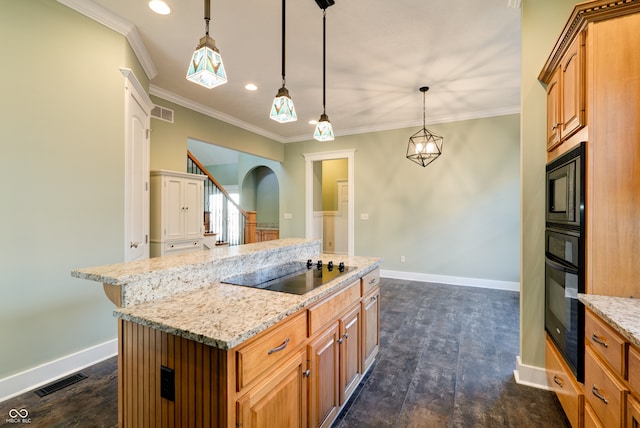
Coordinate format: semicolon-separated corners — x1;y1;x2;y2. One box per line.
120;320;231;427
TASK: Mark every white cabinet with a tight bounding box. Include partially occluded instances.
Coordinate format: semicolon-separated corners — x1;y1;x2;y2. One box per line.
150;170;205;257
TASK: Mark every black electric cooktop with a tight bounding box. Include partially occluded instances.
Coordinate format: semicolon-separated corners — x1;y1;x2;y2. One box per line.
221;260;356;295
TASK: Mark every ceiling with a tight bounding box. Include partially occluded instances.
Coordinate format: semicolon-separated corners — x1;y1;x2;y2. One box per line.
62;0;521;143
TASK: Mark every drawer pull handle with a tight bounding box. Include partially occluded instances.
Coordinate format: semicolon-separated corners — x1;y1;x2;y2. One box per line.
553;375;564;388
591;385;608;404
369;278;377;285
268;338;290;355
592;334;608;348
303;370;311;377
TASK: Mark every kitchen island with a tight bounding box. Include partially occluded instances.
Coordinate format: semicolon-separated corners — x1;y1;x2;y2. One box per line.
73;238;382;428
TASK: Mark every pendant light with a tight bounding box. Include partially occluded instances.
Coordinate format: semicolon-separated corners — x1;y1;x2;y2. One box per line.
406;87;444;167
313;7;334;142
186;0;227;89
270;0;297;123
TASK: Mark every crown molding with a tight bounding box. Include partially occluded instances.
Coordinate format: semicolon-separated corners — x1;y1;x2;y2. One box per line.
149;85;286;143
56;0;157;80
285;105;521;143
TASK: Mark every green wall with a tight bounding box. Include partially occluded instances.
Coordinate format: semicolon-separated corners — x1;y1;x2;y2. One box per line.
520;0;576;370
282;114;521;281
0;0;148;379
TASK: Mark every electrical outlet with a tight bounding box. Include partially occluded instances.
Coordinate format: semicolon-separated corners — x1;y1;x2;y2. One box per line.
160;366;175;401
400;256;406;263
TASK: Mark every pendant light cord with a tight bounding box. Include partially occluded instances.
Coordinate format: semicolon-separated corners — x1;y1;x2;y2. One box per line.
281;0;286;86
423;90;426;128
322;8;327;114
204;0;211;36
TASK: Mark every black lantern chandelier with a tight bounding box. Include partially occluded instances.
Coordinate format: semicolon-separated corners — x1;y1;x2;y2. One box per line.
406;87;444;167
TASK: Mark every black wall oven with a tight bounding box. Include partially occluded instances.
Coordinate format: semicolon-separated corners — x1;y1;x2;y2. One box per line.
544;142;585;382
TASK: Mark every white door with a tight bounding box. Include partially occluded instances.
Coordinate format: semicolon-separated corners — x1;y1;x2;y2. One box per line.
122;69;152;262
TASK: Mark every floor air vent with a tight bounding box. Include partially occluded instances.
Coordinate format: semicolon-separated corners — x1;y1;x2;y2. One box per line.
151;105;174;123
34;373;87;397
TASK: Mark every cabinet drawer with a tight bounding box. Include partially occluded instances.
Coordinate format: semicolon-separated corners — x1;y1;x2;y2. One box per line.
584;402;604;428
308;280;360;336
584;345;628;428
629;394;640;428
545;335;583;428
585;309;627;377
361;269;380;296
629;346;640;396
236;311;308;390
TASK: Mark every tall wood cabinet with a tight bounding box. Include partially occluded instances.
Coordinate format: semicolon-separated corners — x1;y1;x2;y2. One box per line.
150;170;205;257
541;2;640;426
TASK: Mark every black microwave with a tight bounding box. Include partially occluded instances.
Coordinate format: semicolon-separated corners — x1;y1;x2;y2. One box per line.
546;142;585;229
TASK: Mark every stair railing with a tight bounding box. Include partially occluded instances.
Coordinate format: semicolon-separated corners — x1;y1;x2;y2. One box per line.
187;151;256;246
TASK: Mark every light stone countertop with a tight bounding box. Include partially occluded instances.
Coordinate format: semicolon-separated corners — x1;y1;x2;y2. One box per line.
578;294;640;348
114;254;381;350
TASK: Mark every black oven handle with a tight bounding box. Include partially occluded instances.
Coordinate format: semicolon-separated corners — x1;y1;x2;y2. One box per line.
545;256;578;275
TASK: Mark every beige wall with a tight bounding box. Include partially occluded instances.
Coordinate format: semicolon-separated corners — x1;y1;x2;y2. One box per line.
520;0;576;369
0;0;148;379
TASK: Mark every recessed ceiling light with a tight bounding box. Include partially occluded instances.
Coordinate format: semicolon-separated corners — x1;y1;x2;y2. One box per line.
245;83;258;91
149;0;171;15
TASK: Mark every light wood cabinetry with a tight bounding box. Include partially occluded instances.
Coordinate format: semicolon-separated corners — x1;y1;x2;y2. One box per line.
255;228;279;242
583;309;640;428
546;335;584;428
236;349;308;428
117;268;381;428
150;170;205;257
543;32;585;157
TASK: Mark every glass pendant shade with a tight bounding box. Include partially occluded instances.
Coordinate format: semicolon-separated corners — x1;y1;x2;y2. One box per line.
186;35;227;89
270;87;297;123
314;113;334;141
406;127;443;167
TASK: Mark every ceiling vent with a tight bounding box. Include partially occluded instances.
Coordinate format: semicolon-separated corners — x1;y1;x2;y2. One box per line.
151;105;174;123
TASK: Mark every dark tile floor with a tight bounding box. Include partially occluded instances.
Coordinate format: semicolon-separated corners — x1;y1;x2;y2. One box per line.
1;279;570;427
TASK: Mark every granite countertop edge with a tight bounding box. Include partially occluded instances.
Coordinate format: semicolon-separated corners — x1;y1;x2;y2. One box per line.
114;259;381;351
578;293;640;349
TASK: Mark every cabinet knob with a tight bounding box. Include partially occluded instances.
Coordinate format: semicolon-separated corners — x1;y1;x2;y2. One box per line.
337;338;344;344
303;370;311;378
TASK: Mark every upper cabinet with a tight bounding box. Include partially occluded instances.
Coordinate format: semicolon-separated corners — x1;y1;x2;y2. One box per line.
542;32;585;157
540;1;640;298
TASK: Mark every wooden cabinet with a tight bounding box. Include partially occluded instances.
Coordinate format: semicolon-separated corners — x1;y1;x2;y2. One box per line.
584;344;628;427
339;304;361;405
150;170;205;257
543;32;585;157
307;322;340;428
236;349;308;428
546;335;584;428
256;228;279;242
628;395;640;428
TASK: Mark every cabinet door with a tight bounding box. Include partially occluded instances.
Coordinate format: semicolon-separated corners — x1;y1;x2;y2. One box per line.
308;322;340;428
361;288;380;372
339;305;361;405
164;177;185;240
236;349;307;428
546;66;562;152
560;33;585;141
629;395;640;428
182;179;203;239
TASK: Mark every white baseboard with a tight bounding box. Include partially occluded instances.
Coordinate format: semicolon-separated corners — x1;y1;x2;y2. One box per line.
380;269;520;292
0;339;118;403
514;355;551;390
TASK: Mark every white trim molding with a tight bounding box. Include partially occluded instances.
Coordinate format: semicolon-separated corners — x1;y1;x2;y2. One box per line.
514;356;551;391
0;339;118;403
381;269;520;292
